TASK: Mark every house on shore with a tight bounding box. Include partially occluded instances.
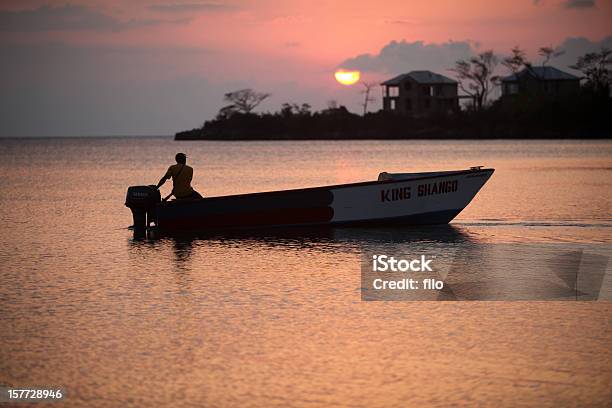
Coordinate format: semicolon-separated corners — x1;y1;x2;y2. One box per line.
500;66;580;98
381;70;459;116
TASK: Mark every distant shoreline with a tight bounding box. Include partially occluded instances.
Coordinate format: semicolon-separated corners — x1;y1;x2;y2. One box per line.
175;123;612;141
175;131;612;141
175;97;612;141
1;135;611;141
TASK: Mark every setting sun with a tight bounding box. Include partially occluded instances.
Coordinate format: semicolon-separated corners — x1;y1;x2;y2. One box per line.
334;70;360;85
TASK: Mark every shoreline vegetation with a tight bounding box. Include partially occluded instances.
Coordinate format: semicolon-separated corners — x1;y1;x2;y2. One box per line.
175;94;611;140
176;48;611;141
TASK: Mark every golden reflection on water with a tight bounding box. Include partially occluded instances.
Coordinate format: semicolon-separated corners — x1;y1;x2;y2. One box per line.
0;138;610;407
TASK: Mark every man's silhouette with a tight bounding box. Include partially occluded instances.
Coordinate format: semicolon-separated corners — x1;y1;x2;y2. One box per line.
156;153;203;201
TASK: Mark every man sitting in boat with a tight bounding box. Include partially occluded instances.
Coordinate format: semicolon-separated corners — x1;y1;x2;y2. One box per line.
155;153;203;201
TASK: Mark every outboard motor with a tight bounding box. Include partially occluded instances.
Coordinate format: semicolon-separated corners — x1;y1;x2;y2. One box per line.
125;185;161;232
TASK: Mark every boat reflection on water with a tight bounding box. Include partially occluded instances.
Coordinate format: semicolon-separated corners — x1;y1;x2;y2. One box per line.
129;224;609;301
133;223;472;249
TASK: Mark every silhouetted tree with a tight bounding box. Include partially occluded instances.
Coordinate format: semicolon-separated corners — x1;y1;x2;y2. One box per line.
502;46;528;74
539;46;554;66
326;100;339;109
280;103;296;117
452;50;499;110
359;82;377;115
501;45;565;87
280;103;312;117
223;88;270;114
539;46;565;66
216;105;238;120
570;48;611;96
299;103;312;115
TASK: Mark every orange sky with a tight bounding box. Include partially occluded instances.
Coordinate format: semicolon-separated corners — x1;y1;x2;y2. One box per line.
1;0;611;135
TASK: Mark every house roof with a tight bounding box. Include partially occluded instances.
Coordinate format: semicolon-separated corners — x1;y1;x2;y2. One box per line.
501;66;579;82
381;70;457;85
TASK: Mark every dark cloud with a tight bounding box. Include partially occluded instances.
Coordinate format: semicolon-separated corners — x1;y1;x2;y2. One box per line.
338;40;476;75
0;4;189;32
148;3;231;13
340;36;612;79
563;0;596;8
551;36;612;70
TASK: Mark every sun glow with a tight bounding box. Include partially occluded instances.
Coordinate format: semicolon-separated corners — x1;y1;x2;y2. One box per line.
334;70;360;85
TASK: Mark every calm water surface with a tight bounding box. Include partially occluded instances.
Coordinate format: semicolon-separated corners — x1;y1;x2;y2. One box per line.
0;138;611;407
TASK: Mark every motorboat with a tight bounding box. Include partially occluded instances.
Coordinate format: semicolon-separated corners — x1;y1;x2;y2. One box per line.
125;167;494;231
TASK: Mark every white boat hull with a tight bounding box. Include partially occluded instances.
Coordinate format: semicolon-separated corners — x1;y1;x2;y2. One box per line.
331;169;493;225
154;168;494;230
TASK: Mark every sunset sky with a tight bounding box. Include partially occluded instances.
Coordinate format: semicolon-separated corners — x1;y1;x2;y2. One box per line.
1;0;611;136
